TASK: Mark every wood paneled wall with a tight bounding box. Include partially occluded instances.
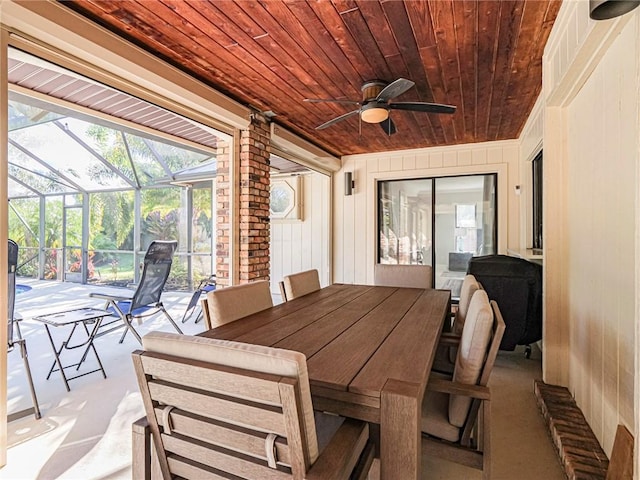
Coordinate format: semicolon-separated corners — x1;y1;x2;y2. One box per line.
333;141;519;285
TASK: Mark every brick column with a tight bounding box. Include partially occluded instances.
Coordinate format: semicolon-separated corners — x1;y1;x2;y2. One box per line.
215;115;270;286
238;115;270;282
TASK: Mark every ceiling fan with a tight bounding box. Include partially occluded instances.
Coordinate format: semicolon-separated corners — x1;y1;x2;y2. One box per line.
304;78;456;135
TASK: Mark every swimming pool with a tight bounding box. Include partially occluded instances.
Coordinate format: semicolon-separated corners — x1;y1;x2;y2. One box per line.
16;284;32;295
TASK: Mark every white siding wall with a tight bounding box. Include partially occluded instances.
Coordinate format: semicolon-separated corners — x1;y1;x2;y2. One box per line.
333;141;519;284
270;172;331;295
565;21;637;453
543;2;639;460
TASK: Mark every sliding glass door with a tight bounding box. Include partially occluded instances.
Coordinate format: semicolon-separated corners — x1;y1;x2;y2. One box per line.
379;179;433;267
378;174;497;297
433;175;496;294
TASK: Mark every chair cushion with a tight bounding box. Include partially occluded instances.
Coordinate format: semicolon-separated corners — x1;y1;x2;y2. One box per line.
283;269;321;300
205;280;273;328
373;264;432;289
142;331;320;463
449;289;493;427
452;275;480;336
421;373;461;442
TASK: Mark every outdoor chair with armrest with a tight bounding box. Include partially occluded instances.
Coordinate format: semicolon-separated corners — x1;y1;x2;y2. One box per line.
131;331;374;479
373;263;433;289
421;290;506;480
432;275;482;374
90;240;182;344
201;279;272;329
450;274;481;334
279;269;321;302
7;239;41;420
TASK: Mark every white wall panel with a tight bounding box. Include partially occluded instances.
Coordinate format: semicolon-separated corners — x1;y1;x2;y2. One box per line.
270;172;330;295
561;16;638;456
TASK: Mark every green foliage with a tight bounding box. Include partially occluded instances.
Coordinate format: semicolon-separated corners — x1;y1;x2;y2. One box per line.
141;188;180;217
8;198;39;247
90;192;134;249
91;233;118;251
143;210;179;240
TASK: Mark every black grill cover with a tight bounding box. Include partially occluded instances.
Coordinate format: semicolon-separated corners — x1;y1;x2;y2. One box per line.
467;254;542;350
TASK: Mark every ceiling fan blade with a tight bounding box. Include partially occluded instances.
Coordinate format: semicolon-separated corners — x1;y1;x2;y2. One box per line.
379;117;396;135
388;102;456;114
304;98;360;105
316;109;361;130
376;78;415;102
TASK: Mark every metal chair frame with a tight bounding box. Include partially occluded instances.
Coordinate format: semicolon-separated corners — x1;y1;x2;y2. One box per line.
90;240;182;344
8;239;41;420
180;274;216;324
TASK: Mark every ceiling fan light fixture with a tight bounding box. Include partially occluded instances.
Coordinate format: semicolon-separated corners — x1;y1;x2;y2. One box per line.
361;106;389;124
590;0;640;19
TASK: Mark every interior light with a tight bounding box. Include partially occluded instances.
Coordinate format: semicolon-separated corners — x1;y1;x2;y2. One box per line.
361;107;389;124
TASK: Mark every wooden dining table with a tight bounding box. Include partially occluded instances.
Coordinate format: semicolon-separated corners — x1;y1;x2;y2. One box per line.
200;283;451;479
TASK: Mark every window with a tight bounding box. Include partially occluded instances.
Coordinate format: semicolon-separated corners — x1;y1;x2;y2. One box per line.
532;151;543;250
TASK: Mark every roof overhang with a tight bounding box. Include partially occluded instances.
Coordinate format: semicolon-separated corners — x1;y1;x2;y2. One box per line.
1;0;252;133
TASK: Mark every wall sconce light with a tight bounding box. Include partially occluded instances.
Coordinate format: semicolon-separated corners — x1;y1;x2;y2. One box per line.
590;0;640;20
344;172;355;196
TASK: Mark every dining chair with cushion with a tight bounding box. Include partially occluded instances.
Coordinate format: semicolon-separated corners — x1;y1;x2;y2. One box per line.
451;274;481;335
280;269;321;302
90;240;182;344
432;275;482;374
421;290;506;480
202;279;273;329
7;239;41;420
373;263;433;289
131;331;374;479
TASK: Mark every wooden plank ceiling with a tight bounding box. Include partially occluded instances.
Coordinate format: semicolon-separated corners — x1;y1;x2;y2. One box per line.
63;0;561;157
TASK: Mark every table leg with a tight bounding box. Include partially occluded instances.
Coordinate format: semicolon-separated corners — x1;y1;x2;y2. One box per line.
43;324;71;392
380;379;422;480
43;318;107;391
84;319;107;379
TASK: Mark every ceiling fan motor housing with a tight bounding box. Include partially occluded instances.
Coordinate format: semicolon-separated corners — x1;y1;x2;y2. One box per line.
360;80;389;123
361;80;387;102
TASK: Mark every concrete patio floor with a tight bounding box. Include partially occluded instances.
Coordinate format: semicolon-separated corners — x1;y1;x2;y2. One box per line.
5;279;206;480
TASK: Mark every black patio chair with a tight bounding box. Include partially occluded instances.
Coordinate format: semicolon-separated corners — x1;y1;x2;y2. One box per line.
180;274;216;324
8;239;41;420
90;240;182;344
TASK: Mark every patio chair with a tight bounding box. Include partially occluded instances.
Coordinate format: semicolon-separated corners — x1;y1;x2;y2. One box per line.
201;280;272;329
421;290;506;480
131;331;374;479
7;239;41;420
451;274;481;335
431;274;483;373
373;263;433;289
90;240;182;344
180;274;216;324
279;269;321;302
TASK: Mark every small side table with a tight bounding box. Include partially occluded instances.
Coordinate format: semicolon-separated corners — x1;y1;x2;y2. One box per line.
33;307;111;391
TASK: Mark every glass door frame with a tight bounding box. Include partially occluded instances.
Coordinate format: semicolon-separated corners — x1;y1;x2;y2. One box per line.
377;172;499;288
